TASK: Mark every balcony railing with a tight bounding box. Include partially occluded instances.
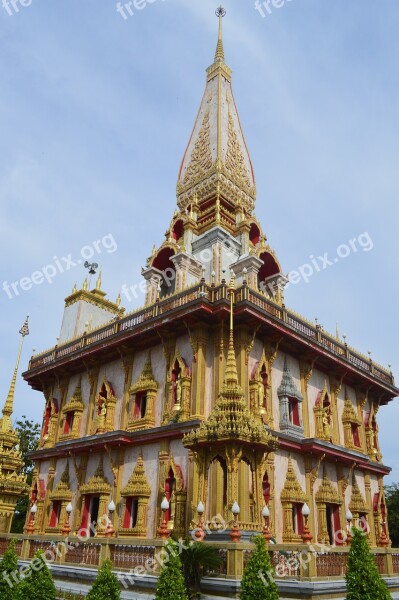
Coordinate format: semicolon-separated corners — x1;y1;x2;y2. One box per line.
27;283;395;388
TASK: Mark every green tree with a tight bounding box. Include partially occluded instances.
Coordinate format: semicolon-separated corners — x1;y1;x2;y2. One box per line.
385;484;399;547
15;550;56;600
11;417;41;533
240;535;279;600
155;541;189;600
0;539;19;599
346;528;391;600
180;540;223;599
86;559;121;600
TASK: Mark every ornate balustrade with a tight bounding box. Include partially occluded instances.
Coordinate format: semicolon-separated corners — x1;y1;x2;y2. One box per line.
27;283;394;388
109;544;155;570
0;534;398;582
64;542;101;566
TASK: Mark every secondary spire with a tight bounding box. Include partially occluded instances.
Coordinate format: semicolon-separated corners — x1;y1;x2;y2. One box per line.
225;272;239;387
1;316;29;431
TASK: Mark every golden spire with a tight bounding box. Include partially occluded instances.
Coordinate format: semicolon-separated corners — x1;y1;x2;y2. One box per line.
214;6;226;63
225;272;238;387
2;317;29;431
96;270;102;290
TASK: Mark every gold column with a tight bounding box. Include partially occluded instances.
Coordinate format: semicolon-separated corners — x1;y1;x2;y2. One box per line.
299;358;315;438
71;454;89;533
356;389;368;454
190;324;208;420
85;367;100;436
41;459;56;533
329;375;343;446
54;378;69;444
264;340;279;429
317;502;329;544
155;442;170;536
305;455;320;543
364;473;376;546
120;353;135;430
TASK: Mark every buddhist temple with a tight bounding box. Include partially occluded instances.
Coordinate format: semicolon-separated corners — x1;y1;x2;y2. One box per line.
14;8;399;598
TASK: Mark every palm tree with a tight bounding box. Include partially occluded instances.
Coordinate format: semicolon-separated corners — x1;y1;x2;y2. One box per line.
180;540;224;599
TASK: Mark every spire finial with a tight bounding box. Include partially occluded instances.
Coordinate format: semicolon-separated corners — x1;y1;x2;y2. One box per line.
214;6;226;63
225;272;238;386
2;317;29;430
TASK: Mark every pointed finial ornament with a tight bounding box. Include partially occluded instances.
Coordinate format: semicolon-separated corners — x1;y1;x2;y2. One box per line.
96;270;102;290
82;278;88;291
214;6;226;63
2;317;29;430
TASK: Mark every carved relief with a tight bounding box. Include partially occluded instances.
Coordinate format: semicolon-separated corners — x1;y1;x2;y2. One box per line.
162;350;191;424
314;383;333;442
92;378;117;434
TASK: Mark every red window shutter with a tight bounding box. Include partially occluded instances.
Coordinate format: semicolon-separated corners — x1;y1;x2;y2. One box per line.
80;496;91;534
123;498;133;529
351;424;361;447
64;412;73;434
49;501;60;527
291;401;300;426
296;504;304;535
333;505;341;545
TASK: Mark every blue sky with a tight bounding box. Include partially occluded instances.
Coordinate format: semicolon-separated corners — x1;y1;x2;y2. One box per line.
1;1;398;480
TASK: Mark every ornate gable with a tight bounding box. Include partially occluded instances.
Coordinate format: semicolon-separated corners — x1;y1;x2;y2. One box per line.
121;455;151;498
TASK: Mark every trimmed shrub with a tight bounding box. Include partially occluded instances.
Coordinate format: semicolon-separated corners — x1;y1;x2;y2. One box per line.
346;527;391;600
15;550;56;600
155;541;189;600
240;535;279;600
0;539;19;599
86;559;121;600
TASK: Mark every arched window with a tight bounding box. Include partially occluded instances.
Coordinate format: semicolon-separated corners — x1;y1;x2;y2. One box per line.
258;251;281;297
172;220;184;243
249;223;261;246
152;247;176;298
